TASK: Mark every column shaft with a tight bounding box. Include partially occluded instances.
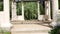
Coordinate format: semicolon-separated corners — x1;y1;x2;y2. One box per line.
45;1;51;21
48;1;51;20
50;0;58;26
52;0;58;21
37;1;40;20
12;2;17;20
1;0;12;28
45;1;49;15
22;1;24;20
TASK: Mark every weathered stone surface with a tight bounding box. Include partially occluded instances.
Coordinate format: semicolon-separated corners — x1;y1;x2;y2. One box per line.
11;24;51;34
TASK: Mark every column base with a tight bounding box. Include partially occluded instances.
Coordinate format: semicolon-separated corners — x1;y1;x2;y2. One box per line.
0;22;13;31
50;21;57;27
38;15;44;20
48;18;51;21
17;16;24;20
11;17;18;21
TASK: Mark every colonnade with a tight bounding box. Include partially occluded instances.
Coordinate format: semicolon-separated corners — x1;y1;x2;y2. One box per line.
11;0;52;21
0;0;58;30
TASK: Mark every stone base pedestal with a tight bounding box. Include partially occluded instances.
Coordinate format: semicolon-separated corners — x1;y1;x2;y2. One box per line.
50;21;57;27
0;27;11;34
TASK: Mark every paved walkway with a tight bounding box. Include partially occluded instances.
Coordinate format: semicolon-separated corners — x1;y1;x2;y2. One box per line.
11;24;51;34
11;20;52;34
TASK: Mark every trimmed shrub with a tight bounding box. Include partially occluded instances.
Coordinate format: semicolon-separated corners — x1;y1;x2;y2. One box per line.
49;26;60;34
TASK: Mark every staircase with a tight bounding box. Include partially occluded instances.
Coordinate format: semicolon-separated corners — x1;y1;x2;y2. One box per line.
11;20;51;34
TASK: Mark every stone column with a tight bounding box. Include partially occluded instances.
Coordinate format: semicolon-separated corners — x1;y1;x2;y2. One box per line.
37;1;40;20
0;0;12;30
48;0;51;21
12;2;17;21
50;0;58;26
45;1;48;15
45;0;51;21
21;1;24;20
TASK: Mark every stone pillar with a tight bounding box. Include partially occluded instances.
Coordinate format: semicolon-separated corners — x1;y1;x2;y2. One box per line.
50;0;58;26
0;0;12;30
45;1;48;15
48;0;51;21
21;1;24;20
37;1;40;20
12;2;17;21
45;0;51;21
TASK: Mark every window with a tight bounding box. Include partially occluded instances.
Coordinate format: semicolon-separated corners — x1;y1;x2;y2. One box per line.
0;0;3;11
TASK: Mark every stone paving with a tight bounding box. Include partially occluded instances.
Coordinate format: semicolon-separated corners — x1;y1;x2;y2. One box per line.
11;20;51;34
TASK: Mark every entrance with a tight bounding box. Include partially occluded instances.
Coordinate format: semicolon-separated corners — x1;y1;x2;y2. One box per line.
11;0;53;21
24;2;38;20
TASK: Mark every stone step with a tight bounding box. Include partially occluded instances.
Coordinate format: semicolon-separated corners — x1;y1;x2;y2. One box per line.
11;20;42;24
11;20;51;27
11;24;51;34
11;32;49;34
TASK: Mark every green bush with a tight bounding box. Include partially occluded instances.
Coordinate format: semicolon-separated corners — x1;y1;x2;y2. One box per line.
24;2;38;20
0;0;3;11
49;26;60;34
17;2;22;15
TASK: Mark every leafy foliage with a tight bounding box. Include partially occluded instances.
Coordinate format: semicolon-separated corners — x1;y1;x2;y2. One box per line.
0;0;3;11
16;2;22;15
59;0;60;9
49;26;60;34
16;2;45;20
24;2;38;20
0;0;3;1
40;3;45;15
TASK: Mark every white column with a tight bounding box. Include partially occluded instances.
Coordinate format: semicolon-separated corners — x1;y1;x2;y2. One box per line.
45;1;51;21
50;0;58;26
0;0;12;30
45;1;49;15
37;1;40;20
52;0;58;21
48;0;51;20
48;0;51;21
12;2;17;21
21;1;24;20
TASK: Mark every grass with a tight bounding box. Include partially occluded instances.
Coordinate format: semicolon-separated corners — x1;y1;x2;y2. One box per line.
0;29;11;34
0;31;11;34
3;31;11;34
